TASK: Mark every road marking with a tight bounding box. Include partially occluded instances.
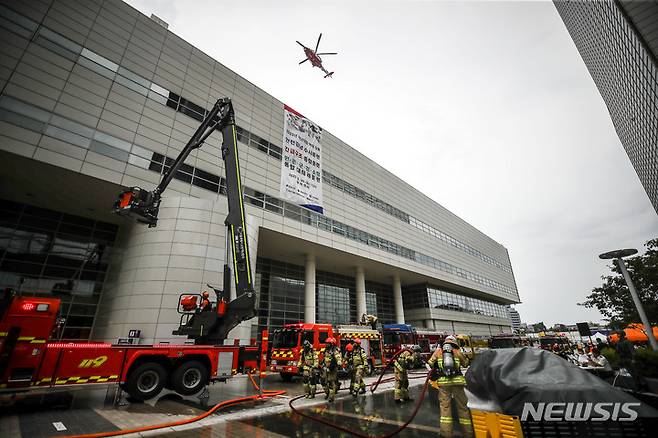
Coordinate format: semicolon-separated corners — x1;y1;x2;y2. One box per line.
320;408;441;433
52;421;67;431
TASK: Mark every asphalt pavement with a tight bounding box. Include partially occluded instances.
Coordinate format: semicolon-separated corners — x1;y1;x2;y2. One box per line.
0;371;452;438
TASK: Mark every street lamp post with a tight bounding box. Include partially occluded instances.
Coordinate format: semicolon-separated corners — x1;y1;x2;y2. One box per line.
599;248;658;351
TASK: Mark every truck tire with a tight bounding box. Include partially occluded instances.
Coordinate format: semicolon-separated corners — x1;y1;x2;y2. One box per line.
171;360;209;396
280;372;293;382
125;362;167;400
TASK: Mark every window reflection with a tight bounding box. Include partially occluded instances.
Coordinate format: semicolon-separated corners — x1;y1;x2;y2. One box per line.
403;284;509;319
0;200;117;341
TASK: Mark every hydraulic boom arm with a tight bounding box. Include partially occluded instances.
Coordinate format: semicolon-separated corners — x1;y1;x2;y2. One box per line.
114;98;255;344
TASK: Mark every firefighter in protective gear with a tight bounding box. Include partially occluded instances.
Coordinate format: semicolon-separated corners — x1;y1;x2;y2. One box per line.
393;349;415;403
322;337;342;402
350;339;368;397
412;344;423;368
344;343;355;394
297;340;319;398
360;313;378;330
200;291;211;312
427;335;473;438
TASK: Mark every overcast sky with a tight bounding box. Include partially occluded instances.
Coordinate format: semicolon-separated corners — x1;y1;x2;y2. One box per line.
125;0;658;326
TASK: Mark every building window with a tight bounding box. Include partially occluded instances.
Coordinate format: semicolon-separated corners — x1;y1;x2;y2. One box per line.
366;291;377;316
0;199;118;341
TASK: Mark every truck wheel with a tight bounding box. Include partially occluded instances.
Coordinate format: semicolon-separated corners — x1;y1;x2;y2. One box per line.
280;372;293;382
126;362;167;400
171;360;209;396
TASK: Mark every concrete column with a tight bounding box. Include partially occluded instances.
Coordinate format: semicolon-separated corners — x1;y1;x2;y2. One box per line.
304;254;316;323
393;274;404;324
355;267;366;320
426;319;435;330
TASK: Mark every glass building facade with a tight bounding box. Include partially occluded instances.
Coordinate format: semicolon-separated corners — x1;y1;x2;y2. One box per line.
255;258;395;335
0;199;117;340
554;0;658;213
403;283;509;319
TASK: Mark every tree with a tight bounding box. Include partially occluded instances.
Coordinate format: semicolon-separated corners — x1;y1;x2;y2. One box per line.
580;238;658;330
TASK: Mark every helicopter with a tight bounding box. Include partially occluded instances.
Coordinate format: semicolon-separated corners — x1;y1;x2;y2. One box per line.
296;33;337;78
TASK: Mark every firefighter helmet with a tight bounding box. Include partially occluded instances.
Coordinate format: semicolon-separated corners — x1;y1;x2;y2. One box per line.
444;335;459;347
303;340;312;349
326;337;336;345
346;343;354;352
353;338;361;345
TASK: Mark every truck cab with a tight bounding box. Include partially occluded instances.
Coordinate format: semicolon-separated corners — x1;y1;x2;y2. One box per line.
382;323;446;364
269;323;333;381
269;322;384;380
0;291;61;389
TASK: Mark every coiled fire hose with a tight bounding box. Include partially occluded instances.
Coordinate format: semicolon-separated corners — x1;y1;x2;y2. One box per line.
63;372;286;438
289;348;433;438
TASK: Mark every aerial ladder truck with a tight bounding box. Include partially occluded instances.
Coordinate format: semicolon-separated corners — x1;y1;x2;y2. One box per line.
0;98;265;400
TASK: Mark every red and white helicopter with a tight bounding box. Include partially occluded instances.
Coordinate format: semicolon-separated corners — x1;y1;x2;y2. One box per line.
296;33;337;78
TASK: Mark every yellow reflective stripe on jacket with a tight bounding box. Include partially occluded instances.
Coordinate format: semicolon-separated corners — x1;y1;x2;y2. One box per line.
440;416;453;423
298;350;319;368
436;375;466;385
352;350;367;366
433;356;466;385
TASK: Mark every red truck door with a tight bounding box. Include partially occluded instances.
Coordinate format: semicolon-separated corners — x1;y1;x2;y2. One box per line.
0;296;60;388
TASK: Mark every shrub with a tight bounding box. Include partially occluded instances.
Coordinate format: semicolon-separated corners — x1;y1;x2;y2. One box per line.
635;348;658;378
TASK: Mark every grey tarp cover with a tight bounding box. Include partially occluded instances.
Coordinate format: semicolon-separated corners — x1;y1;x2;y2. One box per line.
465;347;658;418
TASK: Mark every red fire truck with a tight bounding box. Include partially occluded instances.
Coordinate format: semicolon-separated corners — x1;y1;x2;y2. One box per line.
0;291;263;400
0;98;265;401
382;324;445;363
269;323;383;381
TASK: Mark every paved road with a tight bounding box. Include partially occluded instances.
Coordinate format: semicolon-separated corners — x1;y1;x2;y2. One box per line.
1;372;460;437
157;384;459;438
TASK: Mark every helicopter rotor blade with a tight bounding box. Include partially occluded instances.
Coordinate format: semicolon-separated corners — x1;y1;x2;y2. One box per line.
296;41;306;48
315;33;322;52
299;58;309;65
316;52;337;56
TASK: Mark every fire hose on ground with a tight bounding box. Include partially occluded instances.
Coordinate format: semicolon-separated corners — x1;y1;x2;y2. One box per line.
62;372;286;438
289;348;433;438
63;350;435;438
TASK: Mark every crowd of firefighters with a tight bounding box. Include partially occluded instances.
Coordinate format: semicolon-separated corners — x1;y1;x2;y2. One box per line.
296;333;475;437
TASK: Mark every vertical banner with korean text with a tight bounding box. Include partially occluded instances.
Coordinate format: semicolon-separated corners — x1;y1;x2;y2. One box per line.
280;104;323;213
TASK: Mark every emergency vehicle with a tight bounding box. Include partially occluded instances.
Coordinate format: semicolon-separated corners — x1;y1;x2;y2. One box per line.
0;291;263;400
488;333;528;349
537;332;571;351
382;323;445;362
0;98;267;401
269;323;383;381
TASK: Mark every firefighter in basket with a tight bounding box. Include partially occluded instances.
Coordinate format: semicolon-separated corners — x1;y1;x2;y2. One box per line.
350;339;368;397
427;335;473;438
393;348;415;403
322;337;342;402
297;340;319;398
360;313;378;330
